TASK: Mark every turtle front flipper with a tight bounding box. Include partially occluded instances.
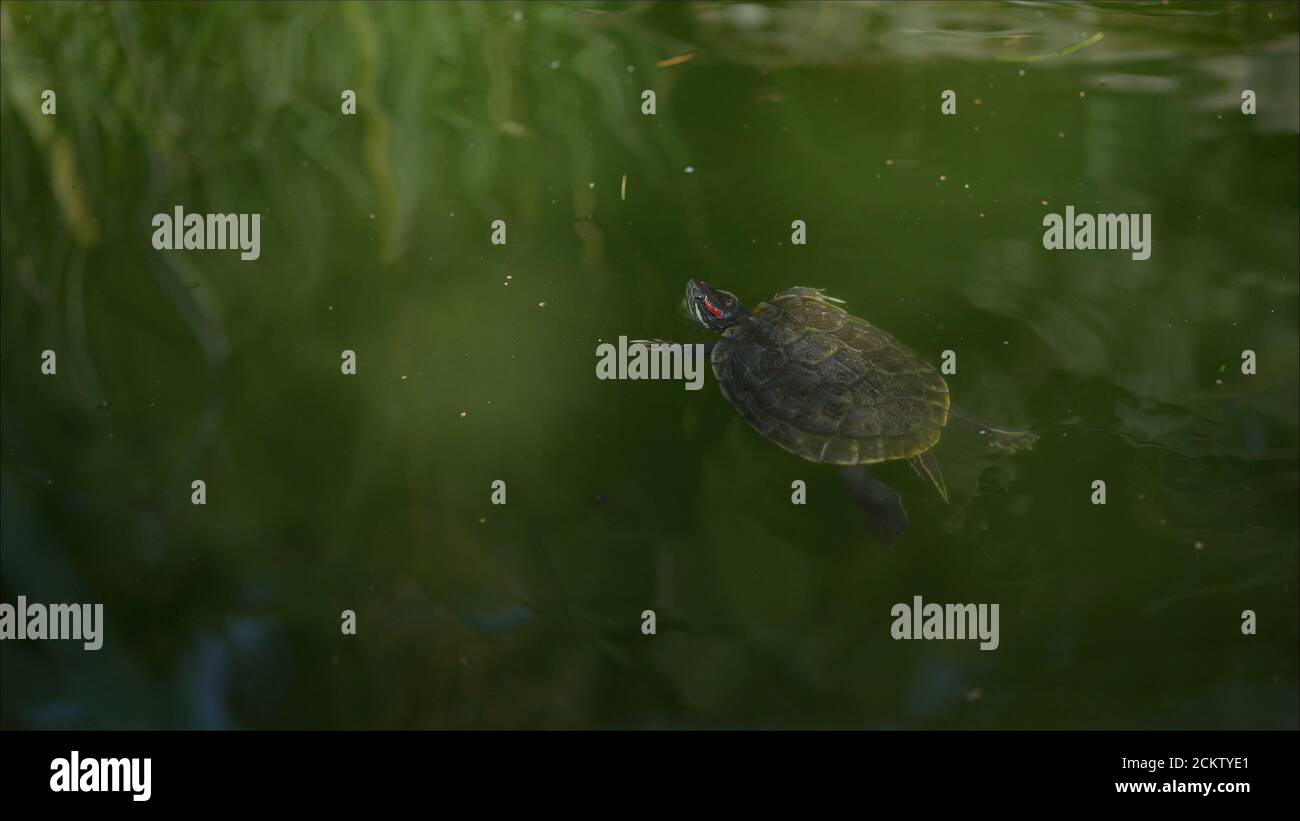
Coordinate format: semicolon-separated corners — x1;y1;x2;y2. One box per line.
776;286;846;304
628;338;717;359
906;450;949;503
841;466;909;545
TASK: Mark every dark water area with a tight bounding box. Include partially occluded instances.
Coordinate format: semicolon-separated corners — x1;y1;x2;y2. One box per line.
1;1;1297;729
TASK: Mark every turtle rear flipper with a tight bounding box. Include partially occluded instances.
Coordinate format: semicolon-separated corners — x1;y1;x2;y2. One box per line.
949;406;1039;453
907;450;949;503
628;338;717;360
841;466;909;545
983;428;1038;453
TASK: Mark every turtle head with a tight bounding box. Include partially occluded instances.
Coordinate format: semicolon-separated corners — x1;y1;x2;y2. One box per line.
685;279;746;332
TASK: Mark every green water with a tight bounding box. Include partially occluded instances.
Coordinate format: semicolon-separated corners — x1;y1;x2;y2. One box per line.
1;0;1297;729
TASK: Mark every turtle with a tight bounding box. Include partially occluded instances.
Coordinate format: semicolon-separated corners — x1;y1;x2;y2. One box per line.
682;279;1037;543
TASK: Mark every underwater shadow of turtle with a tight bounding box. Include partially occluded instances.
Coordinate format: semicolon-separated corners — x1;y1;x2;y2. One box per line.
837;411;1038;545
682;279;1039;545
840;465;910;545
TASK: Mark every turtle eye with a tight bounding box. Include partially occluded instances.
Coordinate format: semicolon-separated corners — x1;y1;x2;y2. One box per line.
702;299;723;318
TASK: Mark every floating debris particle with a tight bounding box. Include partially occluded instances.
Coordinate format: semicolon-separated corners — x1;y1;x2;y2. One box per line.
479;517;487;524
885;159;894;166
1194;541;1205;550
939;175;946;182
550;60;561;70
684;165;695;174
538;301;546;308
401;375;408;381
620;173;627;201
657;51;696;69
459;411;468;418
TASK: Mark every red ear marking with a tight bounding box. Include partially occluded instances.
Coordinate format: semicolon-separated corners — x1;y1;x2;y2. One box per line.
703;299;723;318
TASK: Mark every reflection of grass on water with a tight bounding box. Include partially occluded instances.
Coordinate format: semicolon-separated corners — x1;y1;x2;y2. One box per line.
0;0;698;408
1;0;692;277
0;12;98;246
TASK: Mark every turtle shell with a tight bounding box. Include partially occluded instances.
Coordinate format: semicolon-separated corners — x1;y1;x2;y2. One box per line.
711;288;949;465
